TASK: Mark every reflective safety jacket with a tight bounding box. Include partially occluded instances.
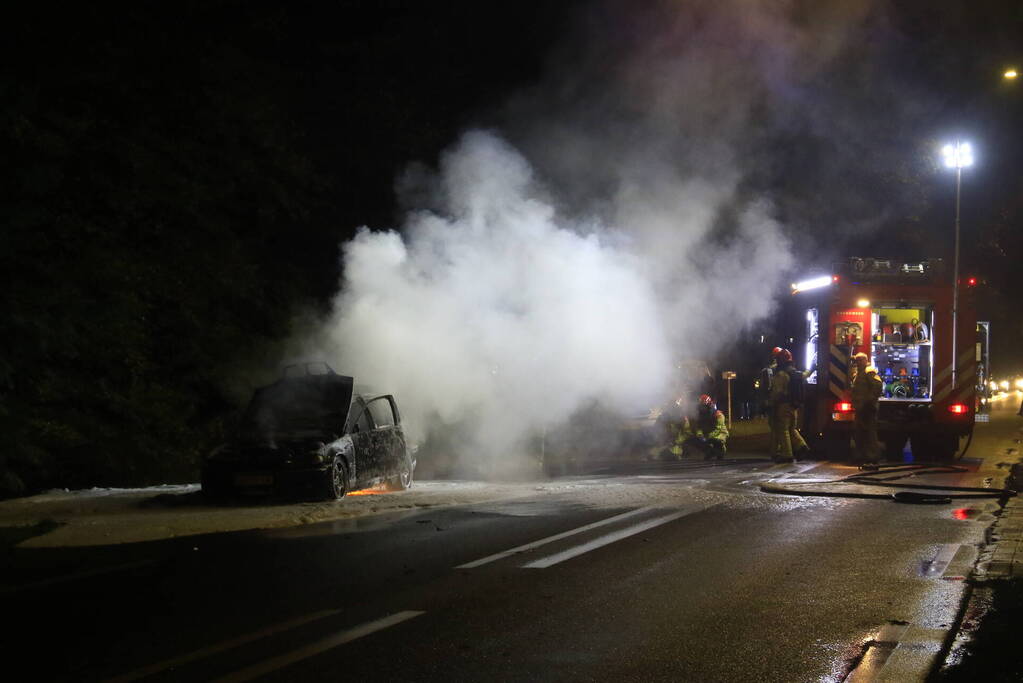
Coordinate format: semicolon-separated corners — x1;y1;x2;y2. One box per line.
759;362;776;404
681;410;729;443
668;420;685;457
770;367;787;404
851;367;883;410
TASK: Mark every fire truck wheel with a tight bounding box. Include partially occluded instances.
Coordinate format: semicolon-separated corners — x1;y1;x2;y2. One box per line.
880;433;908;461
935;435;960;462
910;434;957;462
822;434;852;461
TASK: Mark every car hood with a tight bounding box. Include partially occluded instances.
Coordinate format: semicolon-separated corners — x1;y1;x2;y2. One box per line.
238;373;354;442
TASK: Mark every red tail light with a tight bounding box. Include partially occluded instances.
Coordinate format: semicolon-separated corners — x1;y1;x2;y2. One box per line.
834;401;854;413
948;403;969;415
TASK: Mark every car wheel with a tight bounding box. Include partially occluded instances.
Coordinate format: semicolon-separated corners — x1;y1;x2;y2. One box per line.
325;456;348;500
385;455;414;491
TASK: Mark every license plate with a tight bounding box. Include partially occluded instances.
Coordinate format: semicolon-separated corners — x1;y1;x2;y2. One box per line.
234;474;274;487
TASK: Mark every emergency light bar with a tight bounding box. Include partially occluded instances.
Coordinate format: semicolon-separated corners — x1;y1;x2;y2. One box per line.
791;275;833;294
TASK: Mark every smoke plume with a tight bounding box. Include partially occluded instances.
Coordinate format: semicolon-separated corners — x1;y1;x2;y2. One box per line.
308;0;880;474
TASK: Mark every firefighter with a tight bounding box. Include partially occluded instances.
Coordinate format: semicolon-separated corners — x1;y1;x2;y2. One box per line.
759;350;781;458
680;394;729;460
851;352;883;463
769;348;809;463
649;396;685;461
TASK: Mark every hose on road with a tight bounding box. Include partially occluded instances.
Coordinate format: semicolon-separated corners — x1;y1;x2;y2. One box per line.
955;428;975;461
759;462;1016;504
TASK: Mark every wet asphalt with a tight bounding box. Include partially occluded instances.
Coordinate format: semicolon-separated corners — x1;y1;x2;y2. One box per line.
5;400;1021;682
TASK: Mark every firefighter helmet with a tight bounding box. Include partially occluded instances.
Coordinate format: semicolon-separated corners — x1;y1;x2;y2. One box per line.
772;347;793;362
697;393;717;416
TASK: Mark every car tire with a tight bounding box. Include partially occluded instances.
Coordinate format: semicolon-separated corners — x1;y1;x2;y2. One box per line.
385;454;414;491
325;456;349;500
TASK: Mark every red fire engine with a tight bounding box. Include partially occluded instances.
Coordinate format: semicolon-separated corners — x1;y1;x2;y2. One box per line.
788;257;976;461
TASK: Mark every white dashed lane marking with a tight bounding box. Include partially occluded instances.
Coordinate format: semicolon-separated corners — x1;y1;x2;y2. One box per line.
523;507;707;569
213;611;425;683
105;609;343;683
924;544;963;578
456;507;654;569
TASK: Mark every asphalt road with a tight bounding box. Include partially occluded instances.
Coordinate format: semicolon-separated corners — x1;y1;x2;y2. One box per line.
7;401;1021;682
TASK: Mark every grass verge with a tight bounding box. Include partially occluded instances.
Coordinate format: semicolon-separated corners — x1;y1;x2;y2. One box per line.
0;519;62;551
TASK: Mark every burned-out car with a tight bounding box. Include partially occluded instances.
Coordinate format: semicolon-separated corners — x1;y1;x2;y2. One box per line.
201;364;414;500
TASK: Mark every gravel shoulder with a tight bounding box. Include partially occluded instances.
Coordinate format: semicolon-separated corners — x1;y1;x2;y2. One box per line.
0;473;741;549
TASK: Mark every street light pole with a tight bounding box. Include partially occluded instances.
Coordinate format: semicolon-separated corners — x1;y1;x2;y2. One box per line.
721;371;736;429
952;159;962;390
942;140;973;391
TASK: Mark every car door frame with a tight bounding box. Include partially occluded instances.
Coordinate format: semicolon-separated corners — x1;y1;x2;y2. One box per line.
364;395;406;480
345;397;380;487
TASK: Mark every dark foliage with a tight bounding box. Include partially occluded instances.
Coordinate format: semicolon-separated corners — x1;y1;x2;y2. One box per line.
1;0;577;496
2;2;340;494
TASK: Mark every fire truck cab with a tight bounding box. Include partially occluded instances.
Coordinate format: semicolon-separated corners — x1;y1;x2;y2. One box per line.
788;257;976;461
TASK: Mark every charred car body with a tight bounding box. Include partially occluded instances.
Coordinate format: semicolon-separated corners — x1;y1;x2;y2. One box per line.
202;364;414;500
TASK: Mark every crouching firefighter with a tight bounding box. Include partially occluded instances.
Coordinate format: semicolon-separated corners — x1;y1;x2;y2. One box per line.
679;394;729;460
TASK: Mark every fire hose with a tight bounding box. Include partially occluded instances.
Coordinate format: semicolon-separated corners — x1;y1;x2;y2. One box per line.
759;462;1016;504
954;428;974;460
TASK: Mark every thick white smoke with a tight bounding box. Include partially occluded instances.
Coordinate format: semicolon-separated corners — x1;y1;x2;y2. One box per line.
321;131;672;463
305;1;879;473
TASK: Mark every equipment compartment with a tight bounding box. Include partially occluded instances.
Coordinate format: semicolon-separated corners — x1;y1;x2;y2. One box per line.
870;306;933;400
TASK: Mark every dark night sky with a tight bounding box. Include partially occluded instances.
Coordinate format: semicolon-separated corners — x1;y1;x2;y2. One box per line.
16;1;1020;256
225;3;1020;272
8;0;1022;339
268;1;1023;369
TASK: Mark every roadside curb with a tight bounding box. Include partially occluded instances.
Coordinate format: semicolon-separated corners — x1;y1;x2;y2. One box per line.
929;449;1023;679
974;459;1023;582
847;442;1022;682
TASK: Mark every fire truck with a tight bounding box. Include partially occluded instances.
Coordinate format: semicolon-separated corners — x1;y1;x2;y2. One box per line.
787;257;977;461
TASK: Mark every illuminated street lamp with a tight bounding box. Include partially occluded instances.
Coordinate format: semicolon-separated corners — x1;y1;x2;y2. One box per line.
942;141;973;390
1005;68;1018;80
